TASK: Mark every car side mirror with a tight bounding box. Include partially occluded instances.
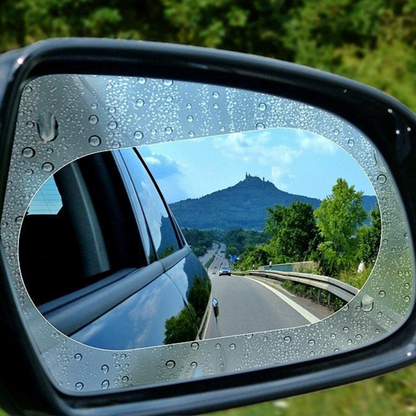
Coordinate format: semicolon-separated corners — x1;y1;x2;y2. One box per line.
0;39;415;416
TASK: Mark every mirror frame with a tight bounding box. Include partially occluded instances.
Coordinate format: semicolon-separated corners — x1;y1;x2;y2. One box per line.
0;38;416;416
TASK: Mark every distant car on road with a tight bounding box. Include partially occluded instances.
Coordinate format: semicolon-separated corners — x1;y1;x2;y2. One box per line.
219;266;231;276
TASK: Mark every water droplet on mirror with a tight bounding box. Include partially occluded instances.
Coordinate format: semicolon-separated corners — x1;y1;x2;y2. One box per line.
37;112;59;143
111;141;121;149
215;343;221;349
229;343;236;350
308;339;315;346
165;127;173;135
212;91;220;99
89;115;99;125
191;342;199;350
186;103;192;110
89;135;101;147
213;103;219;109
138;77;146;84
256;123;265;130
136;99;145;107
388;109;393;114
108;121;118;130
404;296;411;302
25;169;34;176
361;294;374;312
187;115;194;122
377;174;387;184
166;96;173;102
91;103;98;110
26;121;35;128
166;360;175;369
101;380;110;389
348;139;355;147
122;376;129;382
22;147;35;158
74;353;82;361
188;131;195;138
190;362;198;369
379;290;386;298
343;327;349;333
24;86;32;93
134;131;144;140
42;162;54;173
333;129;340;135
108;107;116;114
101;364;109;374
258;103;267;111
75;382;84;391
284;336;291;343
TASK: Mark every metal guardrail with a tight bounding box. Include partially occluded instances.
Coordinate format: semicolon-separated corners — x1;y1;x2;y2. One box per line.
247;270;359;302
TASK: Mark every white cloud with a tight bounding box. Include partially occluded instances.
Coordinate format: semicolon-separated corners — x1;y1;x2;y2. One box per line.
296;130;338;154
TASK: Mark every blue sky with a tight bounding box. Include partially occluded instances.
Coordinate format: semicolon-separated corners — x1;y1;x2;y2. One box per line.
138;128;375;204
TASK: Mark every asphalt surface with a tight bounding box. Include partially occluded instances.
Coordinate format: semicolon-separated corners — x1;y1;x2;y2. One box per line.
202;244;332;339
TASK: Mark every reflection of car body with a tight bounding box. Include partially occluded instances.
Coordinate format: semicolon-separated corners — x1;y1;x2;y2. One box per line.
219;266;231;276
19;148;212;350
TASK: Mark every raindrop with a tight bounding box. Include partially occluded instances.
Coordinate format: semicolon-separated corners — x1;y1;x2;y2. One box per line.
377;174;387;184
215;343;221;349
108;121;118;130
330;333;336;339
91;103;98;110
355;334;363;340
343;327;349;333
108;107;116;114
212;91;220;99
245;334;253;339
187;115;194;122
37;112;59;142
258;103;267;111
165;127;173;135
26;121;35;128
166;360;175;369
25;169;34;176
15;216;23;224
74;353;82;361
348;139;355;147
122;376;129;382
101;380;110;390
42;162;54;173
333;129;340;135
89;115;99;125
24;86;32;93
75;382;84;391
136;99;145;107
101;364;109;374
308;339;315;346
46;148;53;155
138;77;146;84
229;343;236;350
284;336;291;344
405;283;411;289
256;123;265;130
361;294;374;312
404;296;411;303
111;141;121;149
89;135;101;147
22;147;35;158
186;103;192;110
190;362;198;369
134;131;144;140
379;290;386;298
188;131;195;138
166;96;173;102
213;103;219;109
163;80;173;86
191;342;199;350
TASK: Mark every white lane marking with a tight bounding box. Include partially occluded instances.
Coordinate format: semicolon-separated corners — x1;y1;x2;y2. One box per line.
242;276;320;324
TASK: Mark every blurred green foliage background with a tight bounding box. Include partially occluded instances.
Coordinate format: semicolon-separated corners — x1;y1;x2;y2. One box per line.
1;1;416;415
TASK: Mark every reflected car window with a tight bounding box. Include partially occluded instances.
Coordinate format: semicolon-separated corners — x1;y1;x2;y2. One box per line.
120;148;181;259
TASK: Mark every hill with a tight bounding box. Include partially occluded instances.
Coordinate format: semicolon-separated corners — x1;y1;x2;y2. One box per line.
169;175;378;231
169;174;322;231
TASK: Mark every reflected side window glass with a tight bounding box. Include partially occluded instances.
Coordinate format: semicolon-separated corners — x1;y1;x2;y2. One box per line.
120;148;181;259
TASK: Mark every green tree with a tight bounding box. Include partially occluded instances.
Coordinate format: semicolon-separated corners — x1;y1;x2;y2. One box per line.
314;178;367;276
265;201;320;263
237;244;270;270
359;205;381;268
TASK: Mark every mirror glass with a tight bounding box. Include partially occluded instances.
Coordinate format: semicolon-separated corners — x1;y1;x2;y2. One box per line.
5;73;410;392
19;129;377;349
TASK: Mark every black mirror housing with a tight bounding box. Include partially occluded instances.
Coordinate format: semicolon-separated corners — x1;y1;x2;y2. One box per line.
0;38;416;415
